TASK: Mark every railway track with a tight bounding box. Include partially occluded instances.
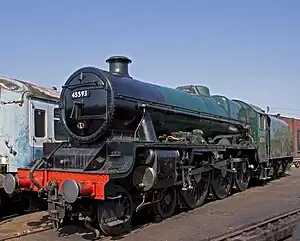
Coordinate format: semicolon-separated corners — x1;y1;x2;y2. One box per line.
209;209;300;241
2;168;300;241
1;225;52;241
0;211;52;241
0;214;18;222
2;208;300;241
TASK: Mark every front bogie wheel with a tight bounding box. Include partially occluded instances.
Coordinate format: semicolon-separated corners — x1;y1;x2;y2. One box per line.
153;187;177;219
98;185;133;236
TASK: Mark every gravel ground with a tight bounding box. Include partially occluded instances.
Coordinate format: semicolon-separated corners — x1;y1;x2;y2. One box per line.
4;168;300;241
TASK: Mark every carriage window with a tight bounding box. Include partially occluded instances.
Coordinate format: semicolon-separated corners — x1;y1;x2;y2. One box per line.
34;109;46;138
54;108;68;141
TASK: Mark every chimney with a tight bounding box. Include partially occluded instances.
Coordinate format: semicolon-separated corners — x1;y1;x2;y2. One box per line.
105;56;132;78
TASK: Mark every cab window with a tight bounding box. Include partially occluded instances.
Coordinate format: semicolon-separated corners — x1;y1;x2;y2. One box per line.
54;108;68;141
259;115;266;130
34;109;46;138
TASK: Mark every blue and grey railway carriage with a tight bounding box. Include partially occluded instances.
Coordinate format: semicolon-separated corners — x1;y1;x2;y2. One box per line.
0;76;68;214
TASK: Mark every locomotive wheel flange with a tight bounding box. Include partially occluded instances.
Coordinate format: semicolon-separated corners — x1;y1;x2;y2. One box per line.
234;161;251;192
211;167;233;200
210;138;234;200
153;187;177;219
97;185;133;236
180;171;211;209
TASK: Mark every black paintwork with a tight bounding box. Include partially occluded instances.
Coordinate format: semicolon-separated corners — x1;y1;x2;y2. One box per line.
60;67;244;145
60;67;167;143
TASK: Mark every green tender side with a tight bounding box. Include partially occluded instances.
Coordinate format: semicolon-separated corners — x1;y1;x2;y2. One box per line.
269;115;293;158
156;86;230;118
233;100;293;160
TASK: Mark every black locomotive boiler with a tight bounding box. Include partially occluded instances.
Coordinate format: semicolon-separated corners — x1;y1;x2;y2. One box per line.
3;56;293;237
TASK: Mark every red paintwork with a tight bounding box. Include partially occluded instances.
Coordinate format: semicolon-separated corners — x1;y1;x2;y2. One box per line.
16;168;109;200
18;176;32;189
279;116;300;161
79;182;94;197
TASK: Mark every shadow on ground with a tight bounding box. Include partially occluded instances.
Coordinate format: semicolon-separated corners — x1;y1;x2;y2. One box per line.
27;215;51;227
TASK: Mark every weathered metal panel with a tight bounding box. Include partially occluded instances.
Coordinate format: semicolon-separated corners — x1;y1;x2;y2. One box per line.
0;83;31;172
0;77;61;173
0;76;60;103
269;115;293;158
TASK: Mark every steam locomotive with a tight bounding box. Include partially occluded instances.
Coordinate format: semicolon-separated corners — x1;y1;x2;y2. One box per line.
3;56;293;237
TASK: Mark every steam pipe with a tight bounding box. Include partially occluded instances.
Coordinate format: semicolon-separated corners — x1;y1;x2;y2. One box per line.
29;142;64;190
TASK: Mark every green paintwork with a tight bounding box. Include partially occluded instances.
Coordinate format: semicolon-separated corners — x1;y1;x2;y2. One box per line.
211;95;248;122
150;85;238;139
269;115;293;158
177;85;211;96
231;100;293;161
171;84;293;161
158;85;229;118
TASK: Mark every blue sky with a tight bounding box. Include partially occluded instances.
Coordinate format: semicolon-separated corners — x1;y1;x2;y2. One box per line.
0;1;299;117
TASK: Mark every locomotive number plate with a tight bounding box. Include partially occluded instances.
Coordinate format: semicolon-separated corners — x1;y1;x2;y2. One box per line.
72;90;90;99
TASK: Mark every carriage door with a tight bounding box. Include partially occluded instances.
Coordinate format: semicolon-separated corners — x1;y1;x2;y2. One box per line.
258;114;268;161
29;99;50;160
49;104;68;142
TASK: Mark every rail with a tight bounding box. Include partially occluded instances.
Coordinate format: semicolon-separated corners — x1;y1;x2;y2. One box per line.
1;208;300;240
208;209;300;241
2;209;300;240
0;215;52;241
